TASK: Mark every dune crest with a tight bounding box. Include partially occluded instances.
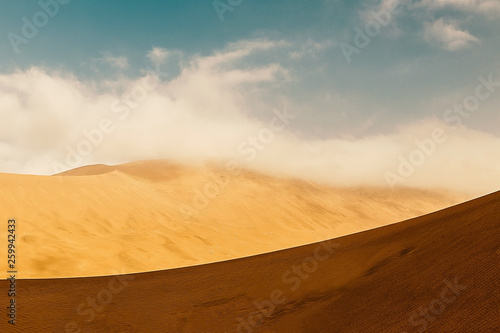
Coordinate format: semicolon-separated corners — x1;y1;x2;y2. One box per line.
0;160;473;278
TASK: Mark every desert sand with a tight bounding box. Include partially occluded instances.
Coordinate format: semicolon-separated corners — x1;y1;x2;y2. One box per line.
0;187;498;332
0;160;472;278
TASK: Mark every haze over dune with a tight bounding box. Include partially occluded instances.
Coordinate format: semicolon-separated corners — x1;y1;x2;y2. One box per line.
2;66;500;196
0;160;472;279
2;186;498;332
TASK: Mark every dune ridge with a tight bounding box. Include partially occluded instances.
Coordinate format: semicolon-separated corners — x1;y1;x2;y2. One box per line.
0;160;473;278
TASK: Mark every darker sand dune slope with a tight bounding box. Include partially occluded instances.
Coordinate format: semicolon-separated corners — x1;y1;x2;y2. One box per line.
1;191;499;332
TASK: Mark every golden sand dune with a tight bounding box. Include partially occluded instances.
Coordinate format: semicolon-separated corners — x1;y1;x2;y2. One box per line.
1;189;498;332
0;160;471;278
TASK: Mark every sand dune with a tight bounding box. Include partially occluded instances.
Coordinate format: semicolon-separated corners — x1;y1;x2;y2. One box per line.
1;188;498;332
0;160;472;279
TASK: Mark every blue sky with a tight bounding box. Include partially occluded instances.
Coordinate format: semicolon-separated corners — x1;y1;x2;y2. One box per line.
0;0;331;71
0;0;499;194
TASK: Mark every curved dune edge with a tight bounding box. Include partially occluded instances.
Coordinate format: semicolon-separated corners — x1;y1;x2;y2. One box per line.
1;160;474;278
5;189;485;282
1;190;498;332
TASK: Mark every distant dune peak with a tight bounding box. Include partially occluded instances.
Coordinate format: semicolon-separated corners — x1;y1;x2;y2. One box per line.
56;163;116;176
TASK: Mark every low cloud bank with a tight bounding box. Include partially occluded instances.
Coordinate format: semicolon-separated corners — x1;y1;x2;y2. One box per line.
0;40;499;196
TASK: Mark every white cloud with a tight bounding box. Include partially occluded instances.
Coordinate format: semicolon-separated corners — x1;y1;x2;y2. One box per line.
195;39;288;70
359;0;494;50
147;47;171;66
423;18;479;51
